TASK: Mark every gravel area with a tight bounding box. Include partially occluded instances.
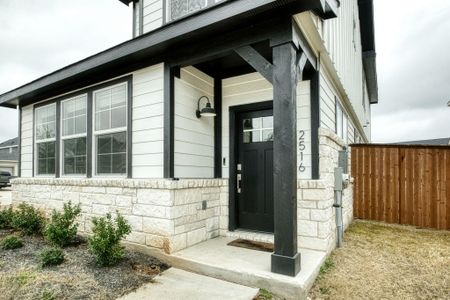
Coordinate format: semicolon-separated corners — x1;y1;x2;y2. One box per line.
309;220;450;300
0;229;169;300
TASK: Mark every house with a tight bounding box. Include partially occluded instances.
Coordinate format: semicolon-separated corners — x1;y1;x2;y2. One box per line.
0;137;19;176
396;137;450;146
0;0;377;279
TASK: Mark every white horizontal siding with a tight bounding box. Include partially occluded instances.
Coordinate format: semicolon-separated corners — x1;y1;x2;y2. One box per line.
319;71;336;132
174;66;214;178
132;63;165;178
20;105;33;177
142;0;163;34
297;81;312;179
222;72;312;179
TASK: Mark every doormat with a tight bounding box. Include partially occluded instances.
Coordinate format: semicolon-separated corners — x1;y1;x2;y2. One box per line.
227;239;274;253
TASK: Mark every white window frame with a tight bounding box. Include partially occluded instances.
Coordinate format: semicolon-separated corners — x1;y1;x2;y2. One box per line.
34;103;57;177
60;94;88;177
92;82;128;177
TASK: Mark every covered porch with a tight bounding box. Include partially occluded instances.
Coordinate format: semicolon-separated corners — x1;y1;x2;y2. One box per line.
164;14;320;277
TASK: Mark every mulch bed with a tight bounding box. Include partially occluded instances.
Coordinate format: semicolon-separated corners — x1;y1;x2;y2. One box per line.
0;229;170;300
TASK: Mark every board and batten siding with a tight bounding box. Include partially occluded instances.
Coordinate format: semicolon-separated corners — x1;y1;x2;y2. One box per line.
174;67;215;178
222;72;312;180
132;63;165;178
20;105;33;177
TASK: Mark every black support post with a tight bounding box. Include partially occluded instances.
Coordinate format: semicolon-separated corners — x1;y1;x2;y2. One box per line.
271;42;301;277
163;64;176;178
214;78;222;178
310;70;320;179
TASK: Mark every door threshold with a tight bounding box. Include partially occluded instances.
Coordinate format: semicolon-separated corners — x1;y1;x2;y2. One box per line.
225;229;274;244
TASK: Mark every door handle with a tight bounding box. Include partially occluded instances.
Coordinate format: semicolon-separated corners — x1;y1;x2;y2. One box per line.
237;174;242;194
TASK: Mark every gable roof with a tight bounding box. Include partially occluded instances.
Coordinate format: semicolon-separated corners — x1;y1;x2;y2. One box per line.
396;138;450;146
0;137;18;148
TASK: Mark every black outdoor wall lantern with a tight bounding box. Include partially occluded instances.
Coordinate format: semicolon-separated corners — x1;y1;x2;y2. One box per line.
196;96;216;118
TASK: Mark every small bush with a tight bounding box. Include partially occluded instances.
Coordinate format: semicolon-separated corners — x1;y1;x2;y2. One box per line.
39;247;65;267
44;201;81;247
11;203;46;235
1;235;24;250
88;212;131;267
0;206;15;229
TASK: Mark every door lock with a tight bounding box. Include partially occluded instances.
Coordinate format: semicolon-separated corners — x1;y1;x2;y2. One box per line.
237;174;242;194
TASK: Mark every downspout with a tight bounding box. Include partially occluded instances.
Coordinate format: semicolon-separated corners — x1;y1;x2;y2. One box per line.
334;167;344;248
334;148;349;248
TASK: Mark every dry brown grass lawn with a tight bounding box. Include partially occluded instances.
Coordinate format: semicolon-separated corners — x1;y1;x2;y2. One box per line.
309;220;450;300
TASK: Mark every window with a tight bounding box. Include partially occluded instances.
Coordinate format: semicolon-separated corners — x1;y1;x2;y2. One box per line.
93;83;128;175
61;95;87;175
335;101;349;144
35;104;56;175
243;116;273;143
168;0;208;21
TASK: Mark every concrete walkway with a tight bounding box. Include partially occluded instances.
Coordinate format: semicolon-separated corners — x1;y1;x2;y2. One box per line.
119;268;259;300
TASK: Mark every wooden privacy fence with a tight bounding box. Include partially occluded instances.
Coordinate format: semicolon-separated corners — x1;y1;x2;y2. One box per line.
351;144;450;230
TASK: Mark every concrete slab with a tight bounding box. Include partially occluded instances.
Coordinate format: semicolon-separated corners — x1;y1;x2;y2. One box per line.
125;237;326;300
119;268;259;300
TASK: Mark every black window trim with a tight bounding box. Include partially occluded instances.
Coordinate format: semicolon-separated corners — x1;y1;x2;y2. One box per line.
32;75;133;179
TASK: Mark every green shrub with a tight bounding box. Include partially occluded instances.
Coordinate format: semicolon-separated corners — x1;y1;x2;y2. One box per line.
0;206;15;229
11;203;46;235
44;201;81;247
39;247;64;267
1;235;24;250
88;212;131;267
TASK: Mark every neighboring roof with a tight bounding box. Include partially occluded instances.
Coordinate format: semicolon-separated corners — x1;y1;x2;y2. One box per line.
358;0;378;104
396;138;450;146
0;137;18;148
0;0;337;108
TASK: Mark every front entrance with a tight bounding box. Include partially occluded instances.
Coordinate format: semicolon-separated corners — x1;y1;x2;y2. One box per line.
231;102;274;233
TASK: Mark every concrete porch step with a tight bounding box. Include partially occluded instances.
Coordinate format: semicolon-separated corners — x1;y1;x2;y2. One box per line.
128;237;326;300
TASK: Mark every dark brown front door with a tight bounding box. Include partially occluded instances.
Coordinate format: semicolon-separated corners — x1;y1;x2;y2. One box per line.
235;108;274;233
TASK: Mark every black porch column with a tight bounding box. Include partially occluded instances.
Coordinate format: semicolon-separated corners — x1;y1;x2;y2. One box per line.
271;41;301;277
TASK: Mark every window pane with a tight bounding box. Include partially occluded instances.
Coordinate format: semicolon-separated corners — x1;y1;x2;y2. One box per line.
63;119;74;136
96;132;127;175
262;116;273;129
76;137;87;156
111;107;126;129
97;135;112;154
63;100;75;119
111;86;126;108
95;111;110;131
75;115;86;134
64;157;75;174
64;139;76;157
243;118;261;130
97;154;111;174
112;154;126;174
112;132;126;153
95;90;111;112
262;130;273;142
47;159;55;174
75;98;87;116
63;137;86;175
37;141;55;175
75;156;86;174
